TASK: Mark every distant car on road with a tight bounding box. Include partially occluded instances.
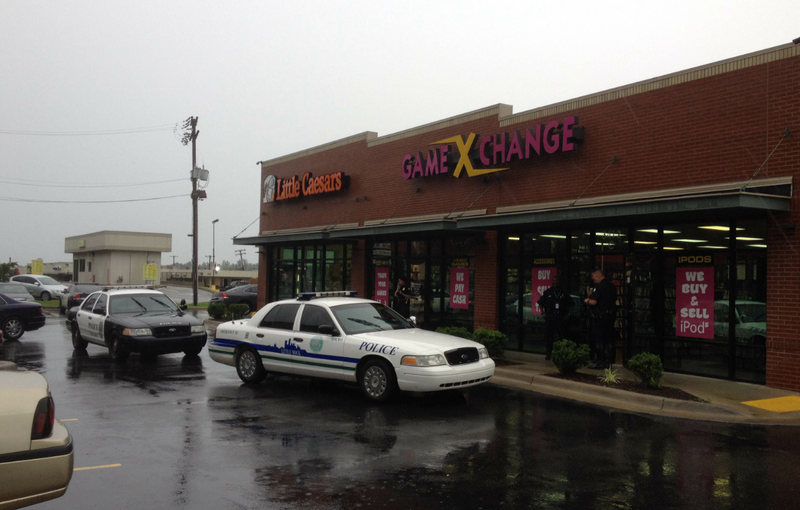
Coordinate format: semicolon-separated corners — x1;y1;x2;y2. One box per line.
210;284;258;315
0;361;74;509
9;275;68;302
67;287;207;361
59;284;102;314
220;280;250;292
0;293;46;341
0;282;35;302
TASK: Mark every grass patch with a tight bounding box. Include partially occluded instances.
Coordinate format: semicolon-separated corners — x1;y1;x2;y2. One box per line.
187;302;209;309
35;300;60;307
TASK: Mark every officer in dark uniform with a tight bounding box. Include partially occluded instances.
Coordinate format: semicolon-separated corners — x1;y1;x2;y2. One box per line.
393;276;411;318
585;269;618;369
537;275;573;360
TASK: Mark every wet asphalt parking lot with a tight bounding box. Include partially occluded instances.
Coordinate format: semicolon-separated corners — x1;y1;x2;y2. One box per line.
3;313;800;510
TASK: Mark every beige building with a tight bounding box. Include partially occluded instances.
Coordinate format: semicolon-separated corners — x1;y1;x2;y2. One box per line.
64;231;171;285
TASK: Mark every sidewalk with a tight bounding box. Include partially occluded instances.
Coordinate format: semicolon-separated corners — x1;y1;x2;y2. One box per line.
492;351;800;426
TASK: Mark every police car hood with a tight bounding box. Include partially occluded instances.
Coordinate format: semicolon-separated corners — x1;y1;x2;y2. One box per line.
118;312;200;328
349;328;484;353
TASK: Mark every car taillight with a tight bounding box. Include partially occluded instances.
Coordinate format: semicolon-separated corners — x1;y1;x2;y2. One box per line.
220;292;229;298
39;308;44;315
31;396;55;440
74;294;81;299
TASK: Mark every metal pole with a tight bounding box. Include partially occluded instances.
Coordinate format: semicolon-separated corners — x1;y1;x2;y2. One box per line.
212;219;219;287
190;117;198;305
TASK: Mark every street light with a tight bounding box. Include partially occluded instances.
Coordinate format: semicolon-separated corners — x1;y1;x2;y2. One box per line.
212;219;219;287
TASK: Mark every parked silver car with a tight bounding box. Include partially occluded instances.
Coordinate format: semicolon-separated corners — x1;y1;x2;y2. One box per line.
0;282;35;302
9;275;68;301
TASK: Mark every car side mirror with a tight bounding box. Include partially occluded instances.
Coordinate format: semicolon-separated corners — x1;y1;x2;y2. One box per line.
318;324;339;336
409;315;417;327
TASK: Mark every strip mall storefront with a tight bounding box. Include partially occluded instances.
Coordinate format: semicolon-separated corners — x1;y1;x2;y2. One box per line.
237;43;800;390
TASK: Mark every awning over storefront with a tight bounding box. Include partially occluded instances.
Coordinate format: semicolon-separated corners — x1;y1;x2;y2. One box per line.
235;177;791;245
456;176;792;230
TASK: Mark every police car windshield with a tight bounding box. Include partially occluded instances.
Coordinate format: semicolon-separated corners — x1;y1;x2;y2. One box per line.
331;303;412;335
110;294;179;314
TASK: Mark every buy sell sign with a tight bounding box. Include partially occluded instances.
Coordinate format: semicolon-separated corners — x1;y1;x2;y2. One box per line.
449;267;469;309
676;266;714;339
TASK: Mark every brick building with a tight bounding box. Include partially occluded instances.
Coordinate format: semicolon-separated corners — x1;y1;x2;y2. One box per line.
236;42;800;390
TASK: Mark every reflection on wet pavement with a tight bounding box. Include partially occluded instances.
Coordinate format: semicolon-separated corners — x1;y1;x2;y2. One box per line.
3;318;800;510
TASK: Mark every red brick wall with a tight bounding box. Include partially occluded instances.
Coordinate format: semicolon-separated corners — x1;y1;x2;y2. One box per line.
258;54;800;390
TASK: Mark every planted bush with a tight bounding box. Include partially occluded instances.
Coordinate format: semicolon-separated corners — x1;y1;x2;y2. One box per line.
472;328;508;358
628;352;664;389
551;339;590;375
228;303;250;320
208;303;227;320
435;326;473;340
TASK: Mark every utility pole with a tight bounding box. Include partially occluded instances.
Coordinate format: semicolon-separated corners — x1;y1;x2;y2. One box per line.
235;249;247;270
183;117;200;305
206;255;213;269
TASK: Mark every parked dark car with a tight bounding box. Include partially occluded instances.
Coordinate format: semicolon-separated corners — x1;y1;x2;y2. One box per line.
220;280;250;292
210;284;258;315
0;293;46;341
59;284;102;314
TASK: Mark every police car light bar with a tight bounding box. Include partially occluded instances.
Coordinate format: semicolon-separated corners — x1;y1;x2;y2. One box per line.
296;291;358;300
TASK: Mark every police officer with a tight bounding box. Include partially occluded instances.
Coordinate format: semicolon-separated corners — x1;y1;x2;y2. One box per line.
537;275;573;360
585;269;618;369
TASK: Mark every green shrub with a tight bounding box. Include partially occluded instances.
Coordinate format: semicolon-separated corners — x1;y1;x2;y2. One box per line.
628;352;664;389
228;304;250;320
435;326;473;340
472;328;508;358
208;303;227;320
551;339;591;375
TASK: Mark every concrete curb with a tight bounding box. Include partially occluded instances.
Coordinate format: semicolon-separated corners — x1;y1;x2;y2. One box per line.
490;367;800;425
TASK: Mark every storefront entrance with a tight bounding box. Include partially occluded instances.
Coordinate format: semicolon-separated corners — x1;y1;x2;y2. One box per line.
500;220;768;384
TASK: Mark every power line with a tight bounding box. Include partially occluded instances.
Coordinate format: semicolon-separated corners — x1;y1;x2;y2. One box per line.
0;194;189;204
0;123;179;137
0;177;185;189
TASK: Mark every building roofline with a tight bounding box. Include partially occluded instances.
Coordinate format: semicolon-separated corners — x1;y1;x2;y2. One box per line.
64;230;171;240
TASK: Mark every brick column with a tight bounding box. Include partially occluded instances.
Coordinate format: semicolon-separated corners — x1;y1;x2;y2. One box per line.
257;246;270;309
473;231;498;331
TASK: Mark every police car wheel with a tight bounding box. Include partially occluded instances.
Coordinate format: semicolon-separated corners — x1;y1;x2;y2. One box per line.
359;359;397;403
108;333;129;363
236;347;266;384
71;324;88;350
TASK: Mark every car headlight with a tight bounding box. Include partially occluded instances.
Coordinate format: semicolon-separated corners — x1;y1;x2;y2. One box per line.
123;328;152;337
401;354;446;367
478;348;489;359
191;325;205;333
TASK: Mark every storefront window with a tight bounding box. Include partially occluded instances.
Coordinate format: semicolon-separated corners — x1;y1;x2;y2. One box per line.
269;243;352;301
733;220;767;384
662;222;731;378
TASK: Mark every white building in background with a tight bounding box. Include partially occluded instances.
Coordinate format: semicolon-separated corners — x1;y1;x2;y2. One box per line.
64;231;171;285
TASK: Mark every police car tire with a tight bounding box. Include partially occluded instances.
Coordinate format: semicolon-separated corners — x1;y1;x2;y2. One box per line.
108;333;129;363
359;359;397;403
71;325;88;350
236;346;266;384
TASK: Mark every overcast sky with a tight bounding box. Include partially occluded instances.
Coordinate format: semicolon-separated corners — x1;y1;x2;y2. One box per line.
1;0;798;268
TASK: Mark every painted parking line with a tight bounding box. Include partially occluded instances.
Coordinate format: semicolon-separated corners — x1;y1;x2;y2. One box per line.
741;396;800;413
74;464;121;472
61;418;78;422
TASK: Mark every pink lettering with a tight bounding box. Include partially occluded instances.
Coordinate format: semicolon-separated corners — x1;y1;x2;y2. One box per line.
402;154;413;179
543;120;561;154
438;145;449;173
479;135;492;166
562;116;576;151
493;132;506;165
525;125;541;158
424;150;439;176
412;155;423;178
507;131;523;161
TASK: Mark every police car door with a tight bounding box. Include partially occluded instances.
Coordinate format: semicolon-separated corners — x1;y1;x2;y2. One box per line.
75;293;101;342
292;304;346;380
254;303;300;375
91;294;109;343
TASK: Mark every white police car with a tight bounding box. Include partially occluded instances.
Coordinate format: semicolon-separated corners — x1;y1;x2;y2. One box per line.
208;291;495;402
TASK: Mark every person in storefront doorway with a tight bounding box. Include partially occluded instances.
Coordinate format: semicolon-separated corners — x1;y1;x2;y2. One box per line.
585;269;617;369
394;276;411;318
537;275;572;360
